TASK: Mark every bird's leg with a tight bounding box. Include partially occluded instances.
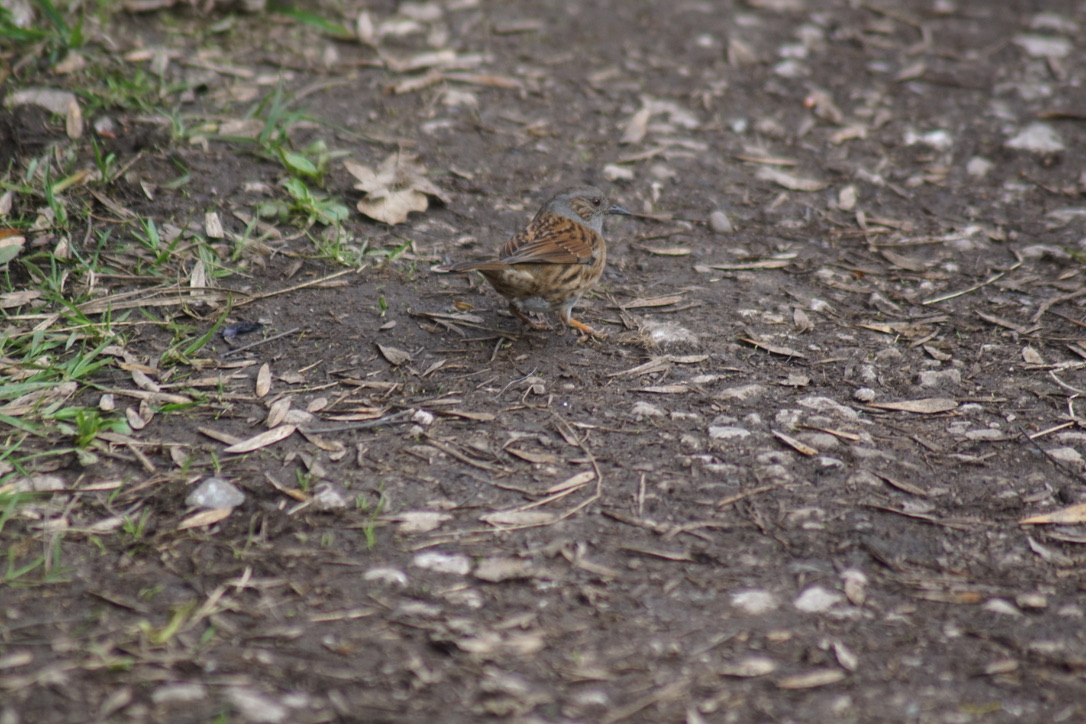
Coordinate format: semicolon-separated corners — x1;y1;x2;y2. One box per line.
558;306;606;338
509;303;550;331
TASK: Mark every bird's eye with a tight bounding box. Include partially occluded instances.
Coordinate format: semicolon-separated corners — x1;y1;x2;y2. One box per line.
591;198;602;206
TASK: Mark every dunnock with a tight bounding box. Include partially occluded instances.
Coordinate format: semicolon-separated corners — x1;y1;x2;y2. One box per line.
437;186;630;336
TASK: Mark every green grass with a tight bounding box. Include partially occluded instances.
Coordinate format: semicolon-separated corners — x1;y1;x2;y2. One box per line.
0;0;413;592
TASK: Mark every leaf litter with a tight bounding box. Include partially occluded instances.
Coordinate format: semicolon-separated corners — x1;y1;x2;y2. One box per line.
5;1;1086;722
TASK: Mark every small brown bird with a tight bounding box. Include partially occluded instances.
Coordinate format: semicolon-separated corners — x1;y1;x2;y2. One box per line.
437;186;630;336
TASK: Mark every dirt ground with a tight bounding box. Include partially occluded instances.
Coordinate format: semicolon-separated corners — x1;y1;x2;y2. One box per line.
4;0;1086;721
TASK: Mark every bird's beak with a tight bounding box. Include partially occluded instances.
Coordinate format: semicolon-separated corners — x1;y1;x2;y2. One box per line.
607;204;632;216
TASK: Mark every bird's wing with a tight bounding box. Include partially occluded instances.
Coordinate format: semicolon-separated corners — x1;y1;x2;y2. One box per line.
498;215;599;265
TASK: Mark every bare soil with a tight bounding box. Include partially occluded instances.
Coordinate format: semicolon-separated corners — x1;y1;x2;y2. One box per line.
5;0;1086;722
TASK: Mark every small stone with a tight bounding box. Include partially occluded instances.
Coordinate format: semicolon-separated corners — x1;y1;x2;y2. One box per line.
904;128;953;150
1006;123;1065;153
794;586;845;613
798;395;859;420
1013;34;1072;58
983;598;1022;617
1016;592;1048;610
363;567;409;586
1046;447;1084;465
964;428;1012;442
853;387;877;402
151;683;208;705
642;320;698;348
227;687;288;724
966;156;992;177
603;163;635;182
731;589;779;615
715;384;766;402
186;477;245;509
412;551;471;575
708;210;734;234
708;426;751;440
679;433;702;451
837;185;857;211
799;432;838;449
917;368;961;388
412;409;435;426
14;474;66;492
631;401;666;418
311;483;349;511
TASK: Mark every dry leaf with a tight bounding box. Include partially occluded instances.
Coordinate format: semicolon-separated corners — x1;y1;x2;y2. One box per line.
473;557;537;582
223;424;296;453
205;211;224;239
637;384;689;394
641;245;691;256
480;510;556;526
776;669;847;690
177;508;232;530
125;407;147;430
1022;346;1044;365
394;511;452;533
544;471;595;494
704;253;796;271
1020;503;1086;526
0;289;38;308
6;88;78;115
772;430;818;456
438;410;495;421
345;153;448;225
621;107;651;144
377;343;412;365
0;233;26;267
868;398;958;414
755;167;829;192
130;368;160;393
267;397;291;428
198;426;244;445
719;656;778;677
506;448;559;464
881;249;927;272
255;363;272;397
65;97;83;139
620;295;685;309
739;338;807;358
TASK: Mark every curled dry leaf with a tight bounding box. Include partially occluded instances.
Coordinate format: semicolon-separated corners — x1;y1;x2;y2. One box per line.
345;153;449;225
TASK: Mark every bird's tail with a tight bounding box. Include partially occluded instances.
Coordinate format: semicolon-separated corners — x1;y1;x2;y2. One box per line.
433;261;509;273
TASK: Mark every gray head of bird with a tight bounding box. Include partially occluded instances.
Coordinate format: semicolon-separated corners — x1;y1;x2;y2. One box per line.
542;186;631;233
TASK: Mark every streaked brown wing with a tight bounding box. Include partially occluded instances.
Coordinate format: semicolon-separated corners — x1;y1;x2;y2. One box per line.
498;215;598;265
